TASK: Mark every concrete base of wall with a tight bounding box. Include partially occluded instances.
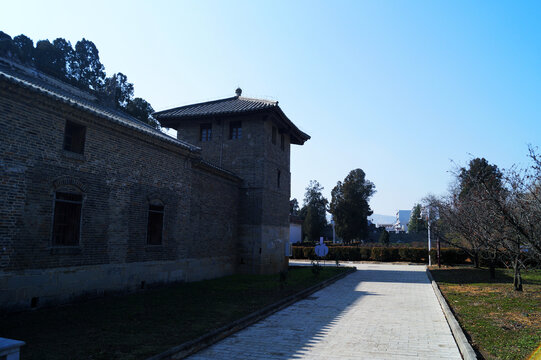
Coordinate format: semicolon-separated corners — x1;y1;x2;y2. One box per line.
0;256;236;311
260;225;289;274
237;224;289;275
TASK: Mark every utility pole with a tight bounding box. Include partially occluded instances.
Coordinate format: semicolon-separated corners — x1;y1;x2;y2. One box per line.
437;234;441;268
331;218;336;244
427;207;431;266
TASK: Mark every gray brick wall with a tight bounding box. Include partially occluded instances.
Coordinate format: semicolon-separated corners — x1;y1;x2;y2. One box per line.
174;112;292;274
0;80;241;309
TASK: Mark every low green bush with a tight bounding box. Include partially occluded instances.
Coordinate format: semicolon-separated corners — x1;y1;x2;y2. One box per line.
359;247;371;260
291;245;470;265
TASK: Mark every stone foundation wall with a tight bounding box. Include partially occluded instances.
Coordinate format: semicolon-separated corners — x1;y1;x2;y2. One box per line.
0;256;236;311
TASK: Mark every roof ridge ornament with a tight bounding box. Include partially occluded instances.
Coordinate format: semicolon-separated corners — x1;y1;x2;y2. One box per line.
235;87;242;97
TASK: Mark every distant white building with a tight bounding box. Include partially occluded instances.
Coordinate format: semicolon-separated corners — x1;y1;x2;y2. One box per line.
373;223;395;232
289;215;303;244
394;210;412;232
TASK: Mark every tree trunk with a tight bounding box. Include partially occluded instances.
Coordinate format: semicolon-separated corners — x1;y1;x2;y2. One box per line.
489;249;497;279
473;253;480;268
513;259;523;291
489;262;496;279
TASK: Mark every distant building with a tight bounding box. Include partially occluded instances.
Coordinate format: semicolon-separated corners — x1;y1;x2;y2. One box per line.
375;223;395;232
394;210;412;232
289;215;303;244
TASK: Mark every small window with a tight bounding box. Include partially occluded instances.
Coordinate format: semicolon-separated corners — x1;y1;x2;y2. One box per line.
229;121;242;139
52;192;82;246
280;133;285;151
277;169;281;188
272;126;277;145
147;204;164;245
63;121;86;154
200;123;212;142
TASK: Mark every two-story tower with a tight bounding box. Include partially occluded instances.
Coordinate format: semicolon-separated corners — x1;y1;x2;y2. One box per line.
155;89;310;274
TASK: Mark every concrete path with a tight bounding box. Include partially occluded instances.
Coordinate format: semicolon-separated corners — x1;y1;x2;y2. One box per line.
188;263;462;360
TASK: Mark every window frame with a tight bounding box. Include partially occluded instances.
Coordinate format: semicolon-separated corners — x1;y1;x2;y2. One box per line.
51;191;83;247
229;121;242;140
146;201;165;246
200;123;212;142
63;120;86;154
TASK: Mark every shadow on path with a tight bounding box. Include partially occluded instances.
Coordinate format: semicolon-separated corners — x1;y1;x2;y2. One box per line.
189;264;442;359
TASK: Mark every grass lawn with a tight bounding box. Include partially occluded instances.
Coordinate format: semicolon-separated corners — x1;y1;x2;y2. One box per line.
430;266;541;360
0;266;351;360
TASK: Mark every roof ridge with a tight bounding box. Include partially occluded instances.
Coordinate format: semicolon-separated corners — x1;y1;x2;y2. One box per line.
237;96;278;105
0;56;97;102
153;95;278;117
0;70;200;153
0;57;180;135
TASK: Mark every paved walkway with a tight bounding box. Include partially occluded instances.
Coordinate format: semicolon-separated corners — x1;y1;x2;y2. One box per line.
188;263;462;360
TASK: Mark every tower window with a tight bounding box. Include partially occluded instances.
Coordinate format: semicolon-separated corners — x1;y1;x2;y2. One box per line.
52;192;82;246
280;133;285;151
200;123;212;141
272;126;277;145
229;121;242;139
147;204;164;245
63;121;86;154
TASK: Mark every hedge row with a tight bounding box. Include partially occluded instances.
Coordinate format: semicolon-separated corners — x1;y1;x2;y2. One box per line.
292;246;470;264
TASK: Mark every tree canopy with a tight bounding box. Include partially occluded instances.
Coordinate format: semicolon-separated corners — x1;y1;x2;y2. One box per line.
458;157;503;201
300;181;328;241
0;30;159;128
379;229;390;246
330;168;375;243
289;198;300;216
407;204;426;233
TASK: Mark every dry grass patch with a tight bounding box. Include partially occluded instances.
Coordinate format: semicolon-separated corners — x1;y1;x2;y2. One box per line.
431;267;541;360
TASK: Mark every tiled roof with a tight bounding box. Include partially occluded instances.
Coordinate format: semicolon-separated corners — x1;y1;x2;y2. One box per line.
154;94;310;145
0;57;200;153
153;96;278;118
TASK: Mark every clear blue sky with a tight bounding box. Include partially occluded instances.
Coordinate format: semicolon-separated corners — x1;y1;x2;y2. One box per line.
2;1;540;215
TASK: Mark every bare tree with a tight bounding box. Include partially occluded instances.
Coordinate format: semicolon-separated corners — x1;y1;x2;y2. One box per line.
472;147;541;290
430;150;541;291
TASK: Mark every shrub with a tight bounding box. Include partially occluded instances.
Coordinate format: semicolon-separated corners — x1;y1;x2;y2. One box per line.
291;245;470;265
303;247;315;260
371;247;390;261
329;247;360;261
359;247;371;260
398;247;413;261
292;246;305;259
431;248;474;265
389;248;400;261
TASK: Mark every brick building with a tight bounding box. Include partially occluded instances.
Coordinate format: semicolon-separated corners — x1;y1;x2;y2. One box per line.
0;58;309;311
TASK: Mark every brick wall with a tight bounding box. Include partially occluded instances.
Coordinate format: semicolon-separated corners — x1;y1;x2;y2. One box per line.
0;79;241;309
174;112;292;274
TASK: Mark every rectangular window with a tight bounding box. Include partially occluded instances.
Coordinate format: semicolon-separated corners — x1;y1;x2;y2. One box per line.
52;192;82;246
200;123;212;142
272;126;277;145
63;121;86;154
277;169;281;188
229;121;242;139
280;133;285;151
147;204;164;245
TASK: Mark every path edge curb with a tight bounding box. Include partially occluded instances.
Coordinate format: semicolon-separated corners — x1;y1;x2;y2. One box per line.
426;268;477;360
147;266;357;360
